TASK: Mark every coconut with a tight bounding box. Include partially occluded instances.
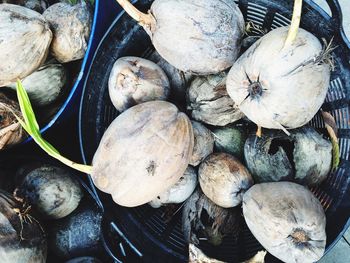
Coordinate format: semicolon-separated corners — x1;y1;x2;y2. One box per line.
108;56;170;112
149;50;193;106
43;2;92;63
0;4;52;87
244;127;332;186
48;201;103;259
187;72;244;126
189;244;267;263
91;101;194;207
199;153;253;208
182;188;240;246
0;190;47;263
189;121;214;166
226;26;330;131
116;0;244;75
7;60;67;107
0;92;26;150
0;0;47;12
212;125;247;159
14;165;83;219
149;165;197;208
24;0;47;13
243;182;326;263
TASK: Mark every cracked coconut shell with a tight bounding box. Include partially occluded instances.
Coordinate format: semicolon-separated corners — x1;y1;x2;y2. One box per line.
187;72;243;126
189;121;214;166
0;4;52;87
244;127;332;186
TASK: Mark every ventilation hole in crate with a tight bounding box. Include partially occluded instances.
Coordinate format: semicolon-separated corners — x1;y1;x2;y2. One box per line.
247;2;267;26
326;77;346;102
270;12;291;29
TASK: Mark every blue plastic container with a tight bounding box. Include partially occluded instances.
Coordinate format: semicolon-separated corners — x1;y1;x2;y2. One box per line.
25;0;123;142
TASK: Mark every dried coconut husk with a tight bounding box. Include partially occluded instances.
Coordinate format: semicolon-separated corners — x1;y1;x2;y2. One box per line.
0;4;52;87
0;92;25;150
0;190;47;263
182;188;240;246
190;121;214;166
148;50;193;106
116;0;245;75
187;72;244;126
43;1;92;63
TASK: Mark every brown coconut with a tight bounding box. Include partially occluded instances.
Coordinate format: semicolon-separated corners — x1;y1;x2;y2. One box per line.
108;56;170;112
189;121;214;166
226;27;330;131
43;2;92;63
187;72;243;126
117;0;245;75
91;101;194;207
199;153;253;208
0;4;52;87
243;182;326;263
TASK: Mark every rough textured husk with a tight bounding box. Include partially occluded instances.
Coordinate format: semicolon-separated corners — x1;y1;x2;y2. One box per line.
190;121;214;166
0;4;52;87
149;0;245;75
15;165;83;219
187;72;244;126
212;125;247;160
0;190;47;263
149;165;197;208
48;202;102;259
227;27;330;130
149;50;193;105
108;56;170;112
0;0;47;12
199;153;253;208
0;92;26;150
92;101;194;207
189;244;224;263
43;2;92;63
243;182;326;263
182;188;240;246
7;60;67;107
244;127;332;186
189;245;266;263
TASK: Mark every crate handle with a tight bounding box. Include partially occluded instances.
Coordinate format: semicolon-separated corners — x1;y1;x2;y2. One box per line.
325;0;350;48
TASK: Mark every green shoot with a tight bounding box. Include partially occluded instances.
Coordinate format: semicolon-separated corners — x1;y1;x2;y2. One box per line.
15;80;93;174
284;0;303;47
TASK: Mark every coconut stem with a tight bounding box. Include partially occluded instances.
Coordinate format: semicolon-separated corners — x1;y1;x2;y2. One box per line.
256;126;262;138
284;0;303;47
115;0;154;28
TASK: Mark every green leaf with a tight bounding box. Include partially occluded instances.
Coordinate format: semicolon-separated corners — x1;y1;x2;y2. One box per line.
15;80;92;174
16;80;40;135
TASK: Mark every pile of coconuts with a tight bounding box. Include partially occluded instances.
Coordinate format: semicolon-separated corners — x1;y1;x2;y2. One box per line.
0;156;108;262
15;0;338;262
0;0;93;150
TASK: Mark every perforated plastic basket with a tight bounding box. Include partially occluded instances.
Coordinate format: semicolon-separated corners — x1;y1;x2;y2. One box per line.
79;0;350;262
